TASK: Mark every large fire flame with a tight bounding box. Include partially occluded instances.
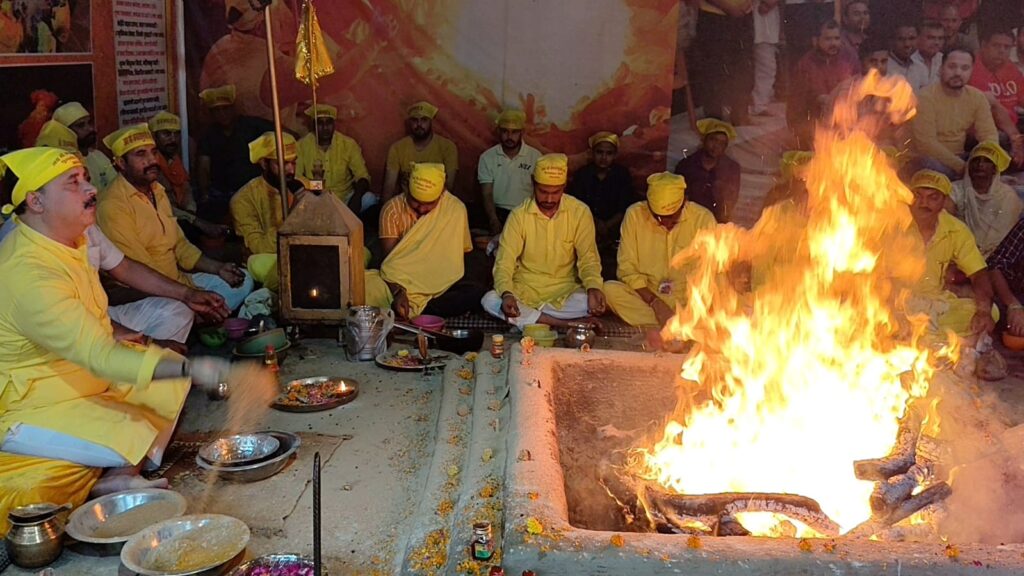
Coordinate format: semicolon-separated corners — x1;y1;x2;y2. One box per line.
632;71;944;535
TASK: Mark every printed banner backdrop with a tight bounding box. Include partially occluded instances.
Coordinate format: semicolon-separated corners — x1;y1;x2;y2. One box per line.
0;0;92;54
113;0;169;125
0;63;94;153
184;0;678;203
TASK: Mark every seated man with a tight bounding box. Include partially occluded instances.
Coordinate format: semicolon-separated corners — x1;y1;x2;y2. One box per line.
365;163;484;319
296;104;371;216
787;18;857;148
988;218;1024;336
673;118;741;223
0;147;229;519
481;153;606;329
51;101;117;191
604;172;716;328
97;125;253;311
478;109;541;233
382;101;458;201
911;50;999;178
906;169;996;343
949;142;1022;257
567;131;635;280
229;132;303;291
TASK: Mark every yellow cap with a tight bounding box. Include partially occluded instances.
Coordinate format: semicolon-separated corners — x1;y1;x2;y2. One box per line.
35;120;78;152
248;131;298;164
968;141;1011;173
0;148;83;215
910;169;952;196
407;101;438;119
102;124;155;158
588;131;619;149
51;102;90;127
408;162;445;203
496;109;526;130
199;85;236;108
305;104;338;119
780;150;813;181
696;118;737;141
148;111;181;133
533;153;568;186
646;172;687;216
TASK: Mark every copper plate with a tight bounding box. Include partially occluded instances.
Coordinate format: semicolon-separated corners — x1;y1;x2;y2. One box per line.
272;376;359;413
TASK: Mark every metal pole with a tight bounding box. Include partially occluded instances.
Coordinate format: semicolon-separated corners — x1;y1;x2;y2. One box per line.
263;4;290;218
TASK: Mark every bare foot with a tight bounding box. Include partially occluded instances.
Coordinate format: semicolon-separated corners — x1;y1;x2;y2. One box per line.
91;472;169;496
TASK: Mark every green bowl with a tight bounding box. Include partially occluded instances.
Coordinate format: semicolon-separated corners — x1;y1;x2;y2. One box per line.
199;328;228;349
533;331;557;347
235;328;289;355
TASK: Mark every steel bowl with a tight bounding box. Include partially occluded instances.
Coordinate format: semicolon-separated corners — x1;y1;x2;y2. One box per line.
67;489;187;545
120;514;250;576
195;431;301;483
227;553;315;576
198;433;280;467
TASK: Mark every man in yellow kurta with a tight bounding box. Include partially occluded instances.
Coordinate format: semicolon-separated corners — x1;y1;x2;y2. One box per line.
906;169;996;341
51;101;118;191
365;163;482;319
0;148;231;526
229;132;304;291
481;153;607;329
604;173;716;327
296;104;371;215
97;125;254;311
382;101;458;200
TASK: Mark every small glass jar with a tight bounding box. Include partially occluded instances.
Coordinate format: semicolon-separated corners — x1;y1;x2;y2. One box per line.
490;335;505;359
471;521;494;561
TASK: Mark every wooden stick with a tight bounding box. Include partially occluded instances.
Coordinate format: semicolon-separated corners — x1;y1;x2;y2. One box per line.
854;412;921;481
883;482;952;526
869;464;926;515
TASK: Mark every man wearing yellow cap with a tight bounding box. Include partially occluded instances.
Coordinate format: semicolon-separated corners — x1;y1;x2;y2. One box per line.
762;150;812;209
482;153;606;329
906;169;996;341
382;101;458;201
365;163;481;319
229;132;305;291
477;109;542;233
948;141;1023;257
296;104;371;215
604;172;716;327
98;125;254;312
195;85;273;219
51;101;118;191
567;131;636;280
0;147;232;516
673;118;742;223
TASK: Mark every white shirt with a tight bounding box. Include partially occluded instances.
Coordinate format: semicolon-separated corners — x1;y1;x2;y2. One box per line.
0;218;125;270
477;142;542;211
907;51;942;93
753;0;780;44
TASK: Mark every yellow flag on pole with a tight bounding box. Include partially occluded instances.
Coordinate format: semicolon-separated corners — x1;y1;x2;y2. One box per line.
295;0;334;87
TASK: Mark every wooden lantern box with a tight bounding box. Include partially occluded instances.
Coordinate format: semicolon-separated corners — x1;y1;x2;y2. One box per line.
277;191;364;323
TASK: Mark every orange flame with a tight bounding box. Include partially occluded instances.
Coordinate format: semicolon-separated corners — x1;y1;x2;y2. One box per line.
632;71;942;534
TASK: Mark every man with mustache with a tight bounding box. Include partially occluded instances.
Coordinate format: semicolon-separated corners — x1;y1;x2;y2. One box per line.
911;50;999;178
382;101;458;201
51;101;117;191
229;132;304;291
477;109;541;234
295;104;371;217
97;125;253;312
481;153;607;330
0;146;232;515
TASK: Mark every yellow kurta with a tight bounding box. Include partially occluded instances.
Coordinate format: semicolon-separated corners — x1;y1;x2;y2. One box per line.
366;192;471;316
230;176;288;255
493;195;603;309
605;201;717;326
97;175;202;287
0;223;188;467
85;149;117;192
296;132;370;203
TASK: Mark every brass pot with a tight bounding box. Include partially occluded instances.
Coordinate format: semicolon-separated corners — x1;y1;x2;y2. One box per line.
5;503;68;568
564;322;596;349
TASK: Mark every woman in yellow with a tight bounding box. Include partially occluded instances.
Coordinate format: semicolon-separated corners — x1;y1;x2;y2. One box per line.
604;172;717;327
0;148;229;528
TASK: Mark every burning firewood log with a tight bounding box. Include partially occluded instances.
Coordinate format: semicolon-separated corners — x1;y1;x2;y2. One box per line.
848;481;953;537
853;411;921;481
869;464;928;514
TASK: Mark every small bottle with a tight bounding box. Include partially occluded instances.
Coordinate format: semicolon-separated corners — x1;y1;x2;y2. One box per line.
264;344;280;382
471;521;494;561
490;335;505;359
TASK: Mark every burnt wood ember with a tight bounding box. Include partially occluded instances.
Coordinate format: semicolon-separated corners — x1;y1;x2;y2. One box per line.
854;412;922;481
847;482;953;537
870;464;928;514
